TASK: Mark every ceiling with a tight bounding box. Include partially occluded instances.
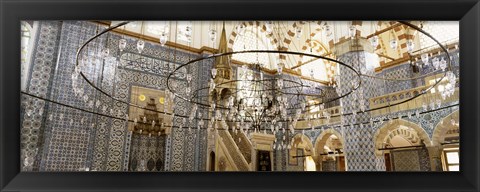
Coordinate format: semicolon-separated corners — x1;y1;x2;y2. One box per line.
108;21;459;83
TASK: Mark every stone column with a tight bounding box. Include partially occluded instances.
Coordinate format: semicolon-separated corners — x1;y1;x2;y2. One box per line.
335;38;381;171
251;141;257;171
427;146;443;171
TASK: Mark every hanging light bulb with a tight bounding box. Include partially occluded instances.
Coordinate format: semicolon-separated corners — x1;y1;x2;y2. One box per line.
209;29;217;42
324;24;332;37
136;40;145;53
102;48;110;58
186;73;192;83
236;23;246;36
421;53;429;64
295;26;302;39
273;63;283;75
277;79;284;88
211;68;217;78
432;57;440;70
439;57;447;71
265;21;273;34
370;36;379;48
119;39;127;51
389;39;398;50
406;39;415;53
184;25;192;43
159;32;168;46
349;25;356;37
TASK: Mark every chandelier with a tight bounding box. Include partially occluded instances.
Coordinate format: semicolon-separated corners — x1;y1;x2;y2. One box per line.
166;47;362;139
20;21;457;152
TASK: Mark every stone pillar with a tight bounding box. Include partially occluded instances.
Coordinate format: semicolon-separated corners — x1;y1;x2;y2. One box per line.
335;38;381;171
427;146;443;171
313;155;322;171
251;141;257;171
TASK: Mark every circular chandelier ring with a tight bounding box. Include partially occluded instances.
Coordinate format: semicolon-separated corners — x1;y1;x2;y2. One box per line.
166;50;363;110
71;20;455;128
185;77;326;109
358;21;453;81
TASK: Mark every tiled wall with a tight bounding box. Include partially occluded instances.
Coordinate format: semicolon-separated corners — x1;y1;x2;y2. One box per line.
20;21;63;171
22;21;210;171
21;21;460;171
279;49;459;171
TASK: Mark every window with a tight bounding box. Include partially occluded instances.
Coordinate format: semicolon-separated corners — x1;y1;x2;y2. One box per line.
443;148;459;171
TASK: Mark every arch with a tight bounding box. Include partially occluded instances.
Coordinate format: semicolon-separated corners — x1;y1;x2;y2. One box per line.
314;128;345;155
228;21;278;53
211;89;218;102
291;133;314;147
290;133;314;155
432;110;459;146
209;151;216;171
288;133;315;167
220;88;232;100
230;25;277;69
373;119;431;157
228;21;304;70
383;126;421;147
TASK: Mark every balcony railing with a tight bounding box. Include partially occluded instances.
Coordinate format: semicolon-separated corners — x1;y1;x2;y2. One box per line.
369;82;459;116
295;106;343;129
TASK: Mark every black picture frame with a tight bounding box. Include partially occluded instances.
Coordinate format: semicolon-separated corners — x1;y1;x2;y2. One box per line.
1;0;479;191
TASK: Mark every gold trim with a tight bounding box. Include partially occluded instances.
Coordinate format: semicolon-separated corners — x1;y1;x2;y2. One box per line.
375;56;411;72
366;23;403;39
290;52;333;70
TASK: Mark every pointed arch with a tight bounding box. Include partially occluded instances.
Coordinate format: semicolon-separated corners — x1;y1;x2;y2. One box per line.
287;133;315;167
314;128;344;155
373;119;431;157
290;133;314;155
228;21;278;52
291;133;314;147
432;110;459;146
384;126;421;147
